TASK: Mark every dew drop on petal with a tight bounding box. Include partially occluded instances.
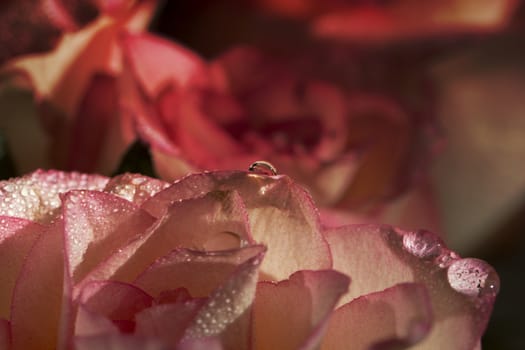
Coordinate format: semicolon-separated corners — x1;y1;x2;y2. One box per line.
447;258;500;298
248;161;278;176
402;230;443;259
435;250;460;269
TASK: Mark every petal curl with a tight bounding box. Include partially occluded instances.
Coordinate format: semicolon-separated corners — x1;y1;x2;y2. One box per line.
325;225;499;349
135;298;205;346
321;283;432;350
75;306;120;337
252;270;350;350
0;217;43;318
133;245;266;298
182;249;265;348
79;189;253;285
142;171;332;280
10;224;65;350
78;281;153;324
137;247;266;348
121;33;207;98
62;190;156;284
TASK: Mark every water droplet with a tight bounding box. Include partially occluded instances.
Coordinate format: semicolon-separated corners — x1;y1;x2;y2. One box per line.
436;250;460;268
131;177;146;185
447;258;500;298
402;230;443;259
248;161;278;176
3;184;14;193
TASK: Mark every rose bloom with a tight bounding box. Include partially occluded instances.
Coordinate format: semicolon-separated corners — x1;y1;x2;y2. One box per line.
119;33;440;231
0;168;498;349
0;0;157;174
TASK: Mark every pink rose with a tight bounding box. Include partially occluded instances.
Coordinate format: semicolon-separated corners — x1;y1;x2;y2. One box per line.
0;168;498;348
120;34;439;227
0;0;157;174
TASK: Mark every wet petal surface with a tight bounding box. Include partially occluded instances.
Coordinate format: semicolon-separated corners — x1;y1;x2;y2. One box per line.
143;171;332;280
325;225;499;349
252;270;350;350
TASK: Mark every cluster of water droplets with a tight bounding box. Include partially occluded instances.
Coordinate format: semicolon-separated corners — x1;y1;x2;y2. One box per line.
184;254;262;339
0;170;108;222
401;229;499;299
105;174;170;205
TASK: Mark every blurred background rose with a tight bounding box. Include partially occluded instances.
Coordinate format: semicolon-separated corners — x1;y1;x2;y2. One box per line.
1;1;525;348
0;0;157;174
117;33;441;234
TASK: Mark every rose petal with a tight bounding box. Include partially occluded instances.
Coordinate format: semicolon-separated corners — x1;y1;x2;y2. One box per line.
78;281;153;322
149;149;195;182
0;318;10;350
104;173;170;206
252;270;349;350
334;94;415;211
75;305;120;337
142;171;332;280
135;298;205;346
118;63;181;156
325;225;499;349
0;170;108;223
65;73;120;172
145;191;253;250
121;33;207;98
0;217;43;318
79;189;253;285
10;223;65;350
134;245;266;298
75;334;170;350
5;1;156;113
182;249;265;348
162;90;246;170
321;283;432;349
62;190;156;284
138;190;254;252
177;337;222;350
320;179;442;235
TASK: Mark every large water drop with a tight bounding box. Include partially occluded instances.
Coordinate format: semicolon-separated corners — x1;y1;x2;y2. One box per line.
248;161;278;176
402;230;443;259
447;258;500;298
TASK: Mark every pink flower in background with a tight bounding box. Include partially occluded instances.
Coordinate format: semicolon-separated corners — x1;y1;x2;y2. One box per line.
0;0;157;174
120;34;440;230
253;0;520;41
0;168;499;349
0;0;123;63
